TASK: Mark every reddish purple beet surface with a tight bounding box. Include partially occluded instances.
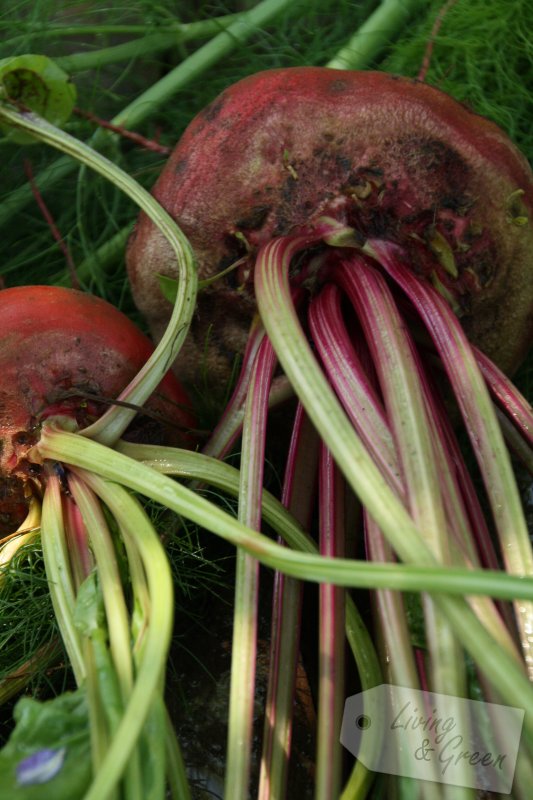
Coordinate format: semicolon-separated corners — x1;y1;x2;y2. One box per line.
126;68;533;391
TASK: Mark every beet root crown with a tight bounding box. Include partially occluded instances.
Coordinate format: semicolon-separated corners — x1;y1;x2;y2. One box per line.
127;67;533;391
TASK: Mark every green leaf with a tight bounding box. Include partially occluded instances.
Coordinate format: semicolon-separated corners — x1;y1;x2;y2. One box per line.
157;273;178;304
0;688;92;798
0;54;76;144
157;255;244;301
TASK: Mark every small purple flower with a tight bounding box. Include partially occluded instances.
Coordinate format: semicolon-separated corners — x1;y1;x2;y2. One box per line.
16;747;66;785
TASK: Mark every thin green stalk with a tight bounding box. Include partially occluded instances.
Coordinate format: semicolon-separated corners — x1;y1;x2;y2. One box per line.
40;474;85;685
73;467;151;661
226;562;260;796
68;474;144;800
0;0;293;230
70;472;175;800
260;570;302;798
54;16;240;73
341;588;382;800
202;316;266;460
0;101;197;447
103;0;294;133
225;337;277;799
364;516;447;800
68;475;134;702
82;637;113;780
86;631;123;746
142;695;167;800
112;439;533;603
327;0;426;69
124;546;150;663
4;22;236;40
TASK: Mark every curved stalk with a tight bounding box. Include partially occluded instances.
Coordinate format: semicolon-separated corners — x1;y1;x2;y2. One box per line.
54;16;241;73
0;101;197;447
71;472;175;800
67;476;134;704
34;428;533;754
474;347;533;449
202;316;266;460
40;474;85;685
0;0;293;231
225;337;277;799
37;431;533;724
3;18;238;44
38;427;533;601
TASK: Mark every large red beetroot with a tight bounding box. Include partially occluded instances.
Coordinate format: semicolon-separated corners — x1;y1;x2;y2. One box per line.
125;68;533;797
127;68;533;389
0;285;194;534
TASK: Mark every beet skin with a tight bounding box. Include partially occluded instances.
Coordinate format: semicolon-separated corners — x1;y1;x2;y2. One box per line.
127;68;533;392
0;286;194;534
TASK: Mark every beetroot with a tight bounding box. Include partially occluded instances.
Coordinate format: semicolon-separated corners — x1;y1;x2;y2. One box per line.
0;285;194;534
127;68;533;390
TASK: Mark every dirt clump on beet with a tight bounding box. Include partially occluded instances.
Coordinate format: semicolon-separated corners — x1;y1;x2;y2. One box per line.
126;68;533;394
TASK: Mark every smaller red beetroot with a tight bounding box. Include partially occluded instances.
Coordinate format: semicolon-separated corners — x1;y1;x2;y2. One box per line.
0;286;194;534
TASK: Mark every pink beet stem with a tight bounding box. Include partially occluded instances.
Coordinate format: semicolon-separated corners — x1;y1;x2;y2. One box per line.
309;283;400;491
316;443;345;799
259;404;317;800
226;333;277;798
474;346;533;450
202;315;266;461
371;238;533;674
